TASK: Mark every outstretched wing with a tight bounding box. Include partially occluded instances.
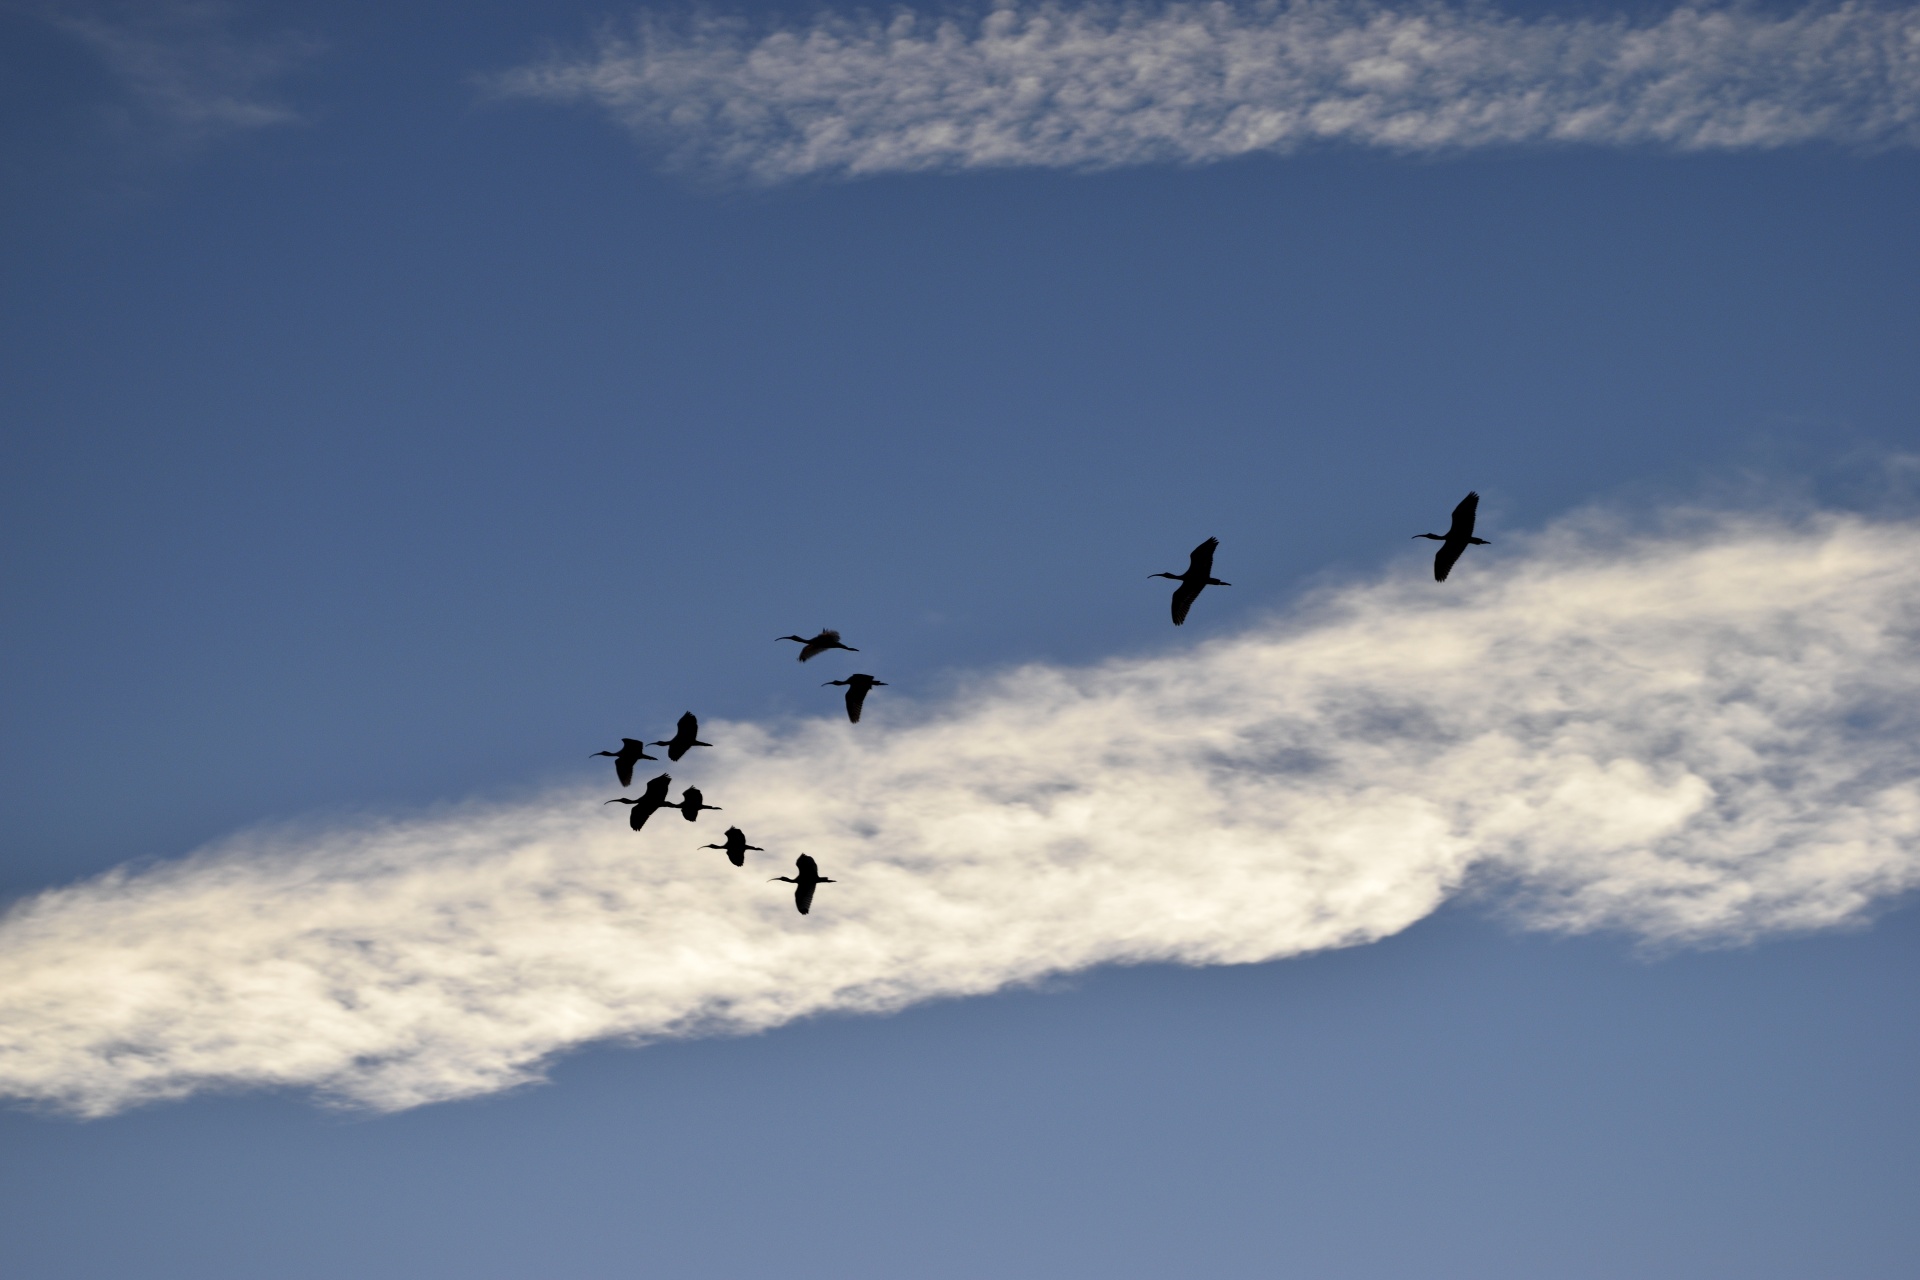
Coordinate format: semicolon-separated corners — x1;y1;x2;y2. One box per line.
794;880;816;915
796;854;819;877
846;684;869;722
1185;537;1219;578
1170;578;1203;625
677;711;699;737
630;801;656;831
614;755;634;788
1446;492;1479;540
1434;539;1465;582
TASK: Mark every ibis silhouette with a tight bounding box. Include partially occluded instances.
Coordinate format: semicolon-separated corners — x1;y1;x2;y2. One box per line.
674;785;722;823
702;826;763;867
604;773;674;831
1150;537;1230;625
589;738;656;788
777;629;859;662
653;712;712;762
824;673;887;723
771;853;836;915
1414;491;1491;581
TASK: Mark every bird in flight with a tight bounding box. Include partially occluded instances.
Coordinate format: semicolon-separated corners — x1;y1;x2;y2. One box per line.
777;629;860;662
770;853;836;915
824;673;887;723
1413;491;1491;581
653;712;712;762
1149;537;1230;625
604;773;674;831
701;826;763;868
674;785;722;823
588;738;656;788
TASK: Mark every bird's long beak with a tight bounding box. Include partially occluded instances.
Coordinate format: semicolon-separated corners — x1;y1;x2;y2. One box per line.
602;799;621;805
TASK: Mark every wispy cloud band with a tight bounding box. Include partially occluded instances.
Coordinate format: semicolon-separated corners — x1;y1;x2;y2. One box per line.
5;509;1920;1116
492;1;1920;181
41;1;321;146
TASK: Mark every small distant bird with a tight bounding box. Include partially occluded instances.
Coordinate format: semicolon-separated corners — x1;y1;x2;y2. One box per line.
777;629;860;662
824;673;887;723
653;712;712;762
770;853;836;915
1413;491;1491;581
702;826;763;868
1150;537;1230;625
605;773;674;831
589;738;656;788
674;785;722;823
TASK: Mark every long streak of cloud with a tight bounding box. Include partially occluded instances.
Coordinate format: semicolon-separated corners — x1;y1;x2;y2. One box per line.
40;1;321;146
490;1;1920;181
6;510;1920;1116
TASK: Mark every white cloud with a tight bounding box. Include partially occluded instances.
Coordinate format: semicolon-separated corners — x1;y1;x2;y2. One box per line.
5;508;1920;1117
41;1;321;145
491;1;1920;181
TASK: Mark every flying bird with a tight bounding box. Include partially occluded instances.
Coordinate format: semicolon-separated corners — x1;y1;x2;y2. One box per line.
1413;491;1491;581
777;629;860;662
770;853;836;915
674;785;722;823
604;773;674;831
701;826;763;868
824;673;887;723
1149;537;1230;625
652;712;712;762
588;738;656;788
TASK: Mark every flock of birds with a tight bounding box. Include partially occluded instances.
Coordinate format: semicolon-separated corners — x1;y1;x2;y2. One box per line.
590;492;1489;916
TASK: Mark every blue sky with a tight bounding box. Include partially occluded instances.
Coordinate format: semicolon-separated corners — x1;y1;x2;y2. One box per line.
3;1;1919;1276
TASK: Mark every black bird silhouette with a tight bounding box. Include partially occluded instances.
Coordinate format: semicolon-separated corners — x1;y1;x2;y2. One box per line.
589;738;657;788
824;673;887;723
652;712;712;762
777;629;860;662
702;826;763;868
770;853;835;915
1150;537;1230;625
674;785;722;822
1413;491;1491;582
604;773;674;831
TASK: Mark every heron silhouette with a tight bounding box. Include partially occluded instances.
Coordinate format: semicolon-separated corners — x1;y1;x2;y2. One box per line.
1414;491;1491;581
770;853;835;915
702;826;763;867
674;785;722;823
653;712;712;762
604;773;673;831
589;738;656;788
824;673;887;723
777;629;859;662
1150;537;1230;625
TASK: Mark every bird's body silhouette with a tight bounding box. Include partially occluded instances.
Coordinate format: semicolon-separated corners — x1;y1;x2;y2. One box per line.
674;785;722;822
702;826;763;867
1414;491;1491;581
770;853;835;915
824;673;887;723
777;629;859;662
1150;537;1230;625
589;738;656;788
653;712;712;762
605;773;674;831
